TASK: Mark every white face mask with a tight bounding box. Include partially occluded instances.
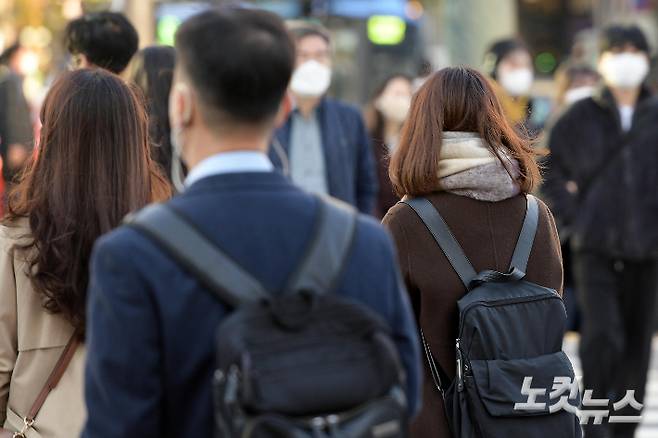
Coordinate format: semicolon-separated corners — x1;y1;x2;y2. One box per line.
376;94;411;123
498;68;534;97
168;84;191;193
598;53;649;90
290;60;332;97
564;85;595;105
170;126;186;194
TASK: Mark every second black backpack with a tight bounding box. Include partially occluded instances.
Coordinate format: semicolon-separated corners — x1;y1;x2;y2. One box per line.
401;195;582;438
128;197;408;438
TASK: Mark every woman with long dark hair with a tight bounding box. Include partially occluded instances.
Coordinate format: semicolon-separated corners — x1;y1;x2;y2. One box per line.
383;66;563;436
0;68;170;437
128;46;176;182
364;74;413;217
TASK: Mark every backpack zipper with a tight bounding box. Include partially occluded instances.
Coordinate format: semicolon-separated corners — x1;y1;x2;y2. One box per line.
456;338;464;392
457;292;561;340
454;292;563;392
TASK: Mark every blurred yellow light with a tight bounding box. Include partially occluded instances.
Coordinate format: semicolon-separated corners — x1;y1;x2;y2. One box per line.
23;76;42;103
367;16;407;46
20;26;52;49
62;0;83;20
18;50;39;76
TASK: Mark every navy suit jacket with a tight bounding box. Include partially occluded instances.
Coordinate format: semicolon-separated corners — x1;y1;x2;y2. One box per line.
82;172;421;438
270;97;379;214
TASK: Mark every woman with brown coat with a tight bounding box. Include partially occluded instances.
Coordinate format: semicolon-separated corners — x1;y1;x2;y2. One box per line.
0;69;170;437
382;66;563;437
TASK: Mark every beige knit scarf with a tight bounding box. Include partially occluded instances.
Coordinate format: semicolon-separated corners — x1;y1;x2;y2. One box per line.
438;131;521;202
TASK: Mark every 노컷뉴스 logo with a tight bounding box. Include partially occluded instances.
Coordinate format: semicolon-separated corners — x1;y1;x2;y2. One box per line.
514;376;643;425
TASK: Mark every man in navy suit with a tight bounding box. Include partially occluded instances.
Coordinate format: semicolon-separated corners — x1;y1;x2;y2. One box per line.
82;7;421;437
270;23;378;214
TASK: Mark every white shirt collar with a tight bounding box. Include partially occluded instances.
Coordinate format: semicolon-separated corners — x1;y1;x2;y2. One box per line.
185;151;274;187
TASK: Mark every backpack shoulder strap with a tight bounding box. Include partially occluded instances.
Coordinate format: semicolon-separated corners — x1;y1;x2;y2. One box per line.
284;196;358;295
125;203;269;308
400;197;477;289
509;195;539;274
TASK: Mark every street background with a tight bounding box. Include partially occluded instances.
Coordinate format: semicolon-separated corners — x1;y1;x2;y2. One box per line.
4;0;658;108
564;336;658;437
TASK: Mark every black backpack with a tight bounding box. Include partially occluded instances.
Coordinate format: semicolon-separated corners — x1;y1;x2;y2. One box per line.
127;197;409;438
401;195;582;438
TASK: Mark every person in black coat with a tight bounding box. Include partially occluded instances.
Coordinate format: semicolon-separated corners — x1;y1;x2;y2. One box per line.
544;25;658;438
0;44;32;187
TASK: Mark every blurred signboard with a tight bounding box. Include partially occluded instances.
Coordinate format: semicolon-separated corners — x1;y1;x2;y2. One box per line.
156;2;209;45
327;0;407;18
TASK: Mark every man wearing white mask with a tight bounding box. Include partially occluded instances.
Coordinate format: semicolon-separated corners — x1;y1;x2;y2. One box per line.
270;23;378;214
544;25;658;438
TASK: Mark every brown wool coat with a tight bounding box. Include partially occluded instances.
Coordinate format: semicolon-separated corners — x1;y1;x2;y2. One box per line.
382;192;563;438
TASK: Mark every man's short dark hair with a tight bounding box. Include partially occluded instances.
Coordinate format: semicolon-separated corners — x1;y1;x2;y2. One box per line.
600;25;650;54
175;7;295;125
288;21;331;45
65;12;139;74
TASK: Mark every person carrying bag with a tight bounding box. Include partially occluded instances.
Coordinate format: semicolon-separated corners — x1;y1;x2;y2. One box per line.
401;195;581;437
383;66;576;437
0;335;79;438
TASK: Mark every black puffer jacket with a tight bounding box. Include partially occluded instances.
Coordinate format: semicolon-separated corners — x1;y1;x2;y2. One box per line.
544;86;658;259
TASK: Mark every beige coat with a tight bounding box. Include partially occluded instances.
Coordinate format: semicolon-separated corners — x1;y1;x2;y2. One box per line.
0;220;86;438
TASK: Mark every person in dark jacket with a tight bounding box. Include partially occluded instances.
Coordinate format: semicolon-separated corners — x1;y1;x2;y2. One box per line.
270;22;378;214
83;8;421;437
364;74;413;218
383;66;563;437
544;25;658;438
0;44;32;187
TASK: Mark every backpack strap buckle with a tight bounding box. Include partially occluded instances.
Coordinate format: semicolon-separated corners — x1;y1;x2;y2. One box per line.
469;267;526;289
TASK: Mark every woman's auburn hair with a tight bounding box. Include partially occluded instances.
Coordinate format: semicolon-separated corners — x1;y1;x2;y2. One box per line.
388;66;542;198
5;68;171;335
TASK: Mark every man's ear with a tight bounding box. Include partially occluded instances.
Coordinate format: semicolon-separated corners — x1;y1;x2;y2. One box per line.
274;92;293;128
73;53;91;69
169;83;194;128
80;54;90;68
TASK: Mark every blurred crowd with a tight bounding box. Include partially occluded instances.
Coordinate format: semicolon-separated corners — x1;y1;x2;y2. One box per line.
0;5;656;438
0;13;616;218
